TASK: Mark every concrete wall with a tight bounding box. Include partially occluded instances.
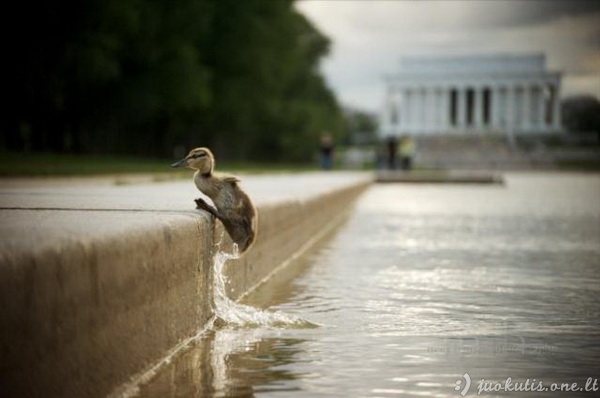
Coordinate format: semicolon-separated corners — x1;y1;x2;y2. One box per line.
223;182;370;301
0;213;215;398
0;173;370;397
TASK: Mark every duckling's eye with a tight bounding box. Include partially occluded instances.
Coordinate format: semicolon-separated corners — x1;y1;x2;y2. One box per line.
191;152;206;159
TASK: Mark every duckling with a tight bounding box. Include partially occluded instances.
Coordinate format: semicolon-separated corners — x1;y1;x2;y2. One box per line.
171;147;257;253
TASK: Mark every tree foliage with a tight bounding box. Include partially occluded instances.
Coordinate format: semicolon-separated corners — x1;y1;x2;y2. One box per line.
2;0;344;161
343;107;379;144
561;95;600;139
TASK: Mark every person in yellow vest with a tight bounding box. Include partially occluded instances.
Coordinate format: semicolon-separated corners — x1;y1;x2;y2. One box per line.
399;136;416;171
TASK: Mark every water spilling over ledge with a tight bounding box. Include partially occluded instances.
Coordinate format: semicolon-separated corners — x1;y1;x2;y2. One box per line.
212;246;318;330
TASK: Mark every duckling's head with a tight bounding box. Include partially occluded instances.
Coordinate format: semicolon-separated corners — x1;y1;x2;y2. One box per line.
171;147;215;175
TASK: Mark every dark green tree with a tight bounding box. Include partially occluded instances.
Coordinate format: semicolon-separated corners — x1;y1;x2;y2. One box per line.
562;95;600;141
2;0;343;162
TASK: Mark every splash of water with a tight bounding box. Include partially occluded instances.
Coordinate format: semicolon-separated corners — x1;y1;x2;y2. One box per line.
212;244;316;329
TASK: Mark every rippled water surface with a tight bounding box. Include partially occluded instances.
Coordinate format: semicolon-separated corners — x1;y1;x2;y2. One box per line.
137;172;600;397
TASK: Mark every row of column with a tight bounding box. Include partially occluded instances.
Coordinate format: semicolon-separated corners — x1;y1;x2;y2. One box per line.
386;82;561;134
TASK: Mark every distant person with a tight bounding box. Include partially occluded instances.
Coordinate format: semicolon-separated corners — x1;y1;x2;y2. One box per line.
399;136;416;171
375;144;387;169
319;133;334;170
386;136;398;170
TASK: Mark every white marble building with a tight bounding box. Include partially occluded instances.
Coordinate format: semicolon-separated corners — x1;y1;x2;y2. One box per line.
380;54;562;137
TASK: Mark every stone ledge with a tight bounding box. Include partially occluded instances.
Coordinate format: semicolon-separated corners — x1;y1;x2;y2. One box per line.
376;169;504;184
0;173;371;397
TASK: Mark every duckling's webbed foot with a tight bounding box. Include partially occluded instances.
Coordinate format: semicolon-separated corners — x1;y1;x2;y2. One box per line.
195;198;219;219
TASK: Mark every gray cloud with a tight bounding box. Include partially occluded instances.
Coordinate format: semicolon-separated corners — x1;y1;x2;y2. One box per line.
502;0;600;26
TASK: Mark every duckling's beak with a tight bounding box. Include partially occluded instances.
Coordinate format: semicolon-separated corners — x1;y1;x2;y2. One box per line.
171;157;188;168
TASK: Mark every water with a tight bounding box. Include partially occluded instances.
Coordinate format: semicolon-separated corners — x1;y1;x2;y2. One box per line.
211;245;315;329
135;172;600;397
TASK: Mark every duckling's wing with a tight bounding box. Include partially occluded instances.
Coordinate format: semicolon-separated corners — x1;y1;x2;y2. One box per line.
221;174;241;184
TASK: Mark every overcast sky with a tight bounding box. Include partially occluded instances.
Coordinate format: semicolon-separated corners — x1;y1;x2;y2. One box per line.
295;0;600;113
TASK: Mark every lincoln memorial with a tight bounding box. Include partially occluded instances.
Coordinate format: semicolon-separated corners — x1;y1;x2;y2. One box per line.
380;54;562;137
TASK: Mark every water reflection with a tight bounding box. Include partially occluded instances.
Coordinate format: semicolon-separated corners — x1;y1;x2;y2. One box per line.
136;330;310;397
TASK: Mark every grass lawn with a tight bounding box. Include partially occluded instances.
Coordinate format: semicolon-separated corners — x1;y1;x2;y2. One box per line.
0;152;318;177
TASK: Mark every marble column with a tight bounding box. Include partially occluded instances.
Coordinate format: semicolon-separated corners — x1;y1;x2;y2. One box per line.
506;85;515;131
430;87;439;132
423;87;431;132
522;84;531;131
431;88;437;130
474;87;483;129
491;85;501;130
400;88;408;132
421;87;428;132
412;87;420;132
395;87;402;128
440;88;449;132
404;89;411;132
410;88;417;132
430;88;438;130
438;87;449;133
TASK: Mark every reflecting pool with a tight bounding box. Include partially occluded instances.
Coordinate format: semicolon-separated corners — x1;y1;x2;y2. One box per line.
135;172;600;397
